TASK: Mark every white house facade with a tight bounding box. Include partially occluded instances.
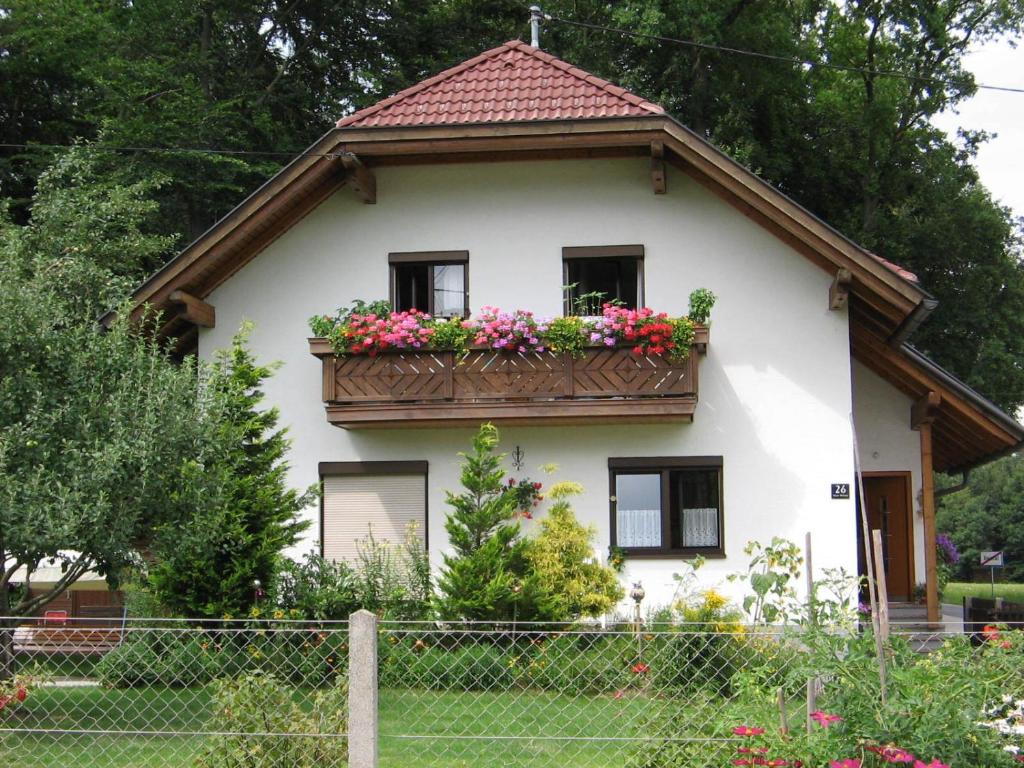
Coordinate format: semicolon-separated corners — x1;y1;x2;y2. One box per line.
117;40;1023;620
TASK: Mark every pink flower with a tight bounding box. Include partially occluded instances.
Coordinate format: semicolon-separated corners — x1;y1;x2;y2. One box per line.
913;762;949;768
810;711;843;727
732;726;766;737
830;761;861;768
631;662;649;674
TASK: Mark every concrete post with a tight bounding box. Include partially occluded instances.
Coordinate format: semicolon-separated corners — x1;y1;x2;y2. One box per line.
348;610;379;768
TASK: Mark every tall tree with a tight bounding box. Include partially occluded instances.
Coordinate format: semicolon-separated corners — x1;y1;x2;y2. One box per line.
147;326;314;619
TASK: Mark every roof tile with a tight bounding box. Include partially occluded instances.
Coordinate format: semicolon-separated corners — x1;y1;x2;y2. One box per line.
337;39;663;128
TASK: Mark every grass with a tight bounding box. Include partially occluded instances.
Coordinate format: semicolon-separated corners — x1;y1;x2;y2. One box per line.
1;684;711;768
943;581;1024;605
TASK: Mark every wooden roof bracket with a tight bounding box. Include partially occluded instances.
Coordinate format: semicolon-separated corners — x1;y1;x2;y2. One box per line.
169;290;215;328
911;390;941;430
650;141;666;194
829;268;852;310
338;152;376;204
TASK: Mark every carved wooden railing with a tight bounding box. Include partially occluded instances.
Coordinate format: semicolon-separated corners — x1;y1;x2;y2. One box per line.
309;328;708;428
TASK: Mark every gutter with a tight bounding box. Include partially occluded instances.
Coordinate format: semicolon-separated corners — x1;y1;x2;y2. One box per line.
890;297;939;347
900;343;1024;443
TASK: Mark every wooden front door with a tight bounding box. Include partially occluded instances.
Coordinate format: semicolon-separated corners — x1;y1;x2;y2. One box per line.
858;475;914;601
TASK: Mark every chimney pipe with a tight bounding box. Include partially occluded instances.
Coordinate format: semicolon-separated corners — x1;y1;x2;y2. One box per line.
530;5;542;48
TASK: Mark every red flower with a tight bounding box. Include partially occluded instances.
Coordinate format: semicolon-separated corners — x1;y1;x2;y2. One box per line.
14;687;27;702
631;662;650;674
732;726;766;737
867;745;915;763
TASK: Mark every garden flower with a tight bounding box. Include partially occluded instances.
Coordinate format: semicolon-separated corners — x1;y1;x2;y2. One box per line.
913;761;949;768
830;761;861;768
810;711;843;727
631;662;650;674
867;745;915;763
737;730;763;739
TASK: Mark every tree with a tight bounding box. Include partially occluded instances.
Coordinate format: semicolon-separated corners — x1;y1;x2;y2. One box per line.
147;326;314;619
437;424;546;621
937;454;1024;583
526;482;624;620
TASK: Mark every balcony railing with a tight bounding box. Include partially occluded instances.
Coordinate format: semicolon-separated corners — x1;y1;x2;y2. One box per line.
309;328;708;428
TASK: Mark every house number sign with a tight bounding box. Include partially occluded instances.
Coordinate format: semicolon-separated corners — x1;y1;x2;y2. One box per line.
831;483;851;499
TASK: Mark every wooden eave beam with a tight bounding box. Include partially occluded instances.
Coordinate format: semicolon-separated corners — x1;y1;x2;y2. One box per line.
338;153;376;204
169;290;215;328
911;391;941;430
829;269;852;310
650;140;666;194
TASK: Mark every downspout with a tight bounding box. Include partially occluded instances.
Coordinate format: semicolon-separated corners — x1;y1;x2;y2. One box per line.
934;471;970;500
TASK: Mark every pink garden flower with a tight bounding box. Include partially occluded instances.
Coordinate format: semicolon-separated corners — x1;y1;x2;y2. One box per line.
829;761;861;768
913;761;949;768
732;726;766;737
809;711;843;727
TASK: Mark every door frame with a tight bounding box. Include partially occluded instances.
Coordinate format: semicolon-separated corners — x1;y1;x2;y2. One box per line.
860;471;917;599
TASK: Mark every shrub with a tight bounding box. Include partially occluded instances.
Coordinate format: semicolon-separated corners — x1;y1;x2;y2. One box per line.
273;550;361;621
195;673;347;768
96;633;220;687
526;482;624;621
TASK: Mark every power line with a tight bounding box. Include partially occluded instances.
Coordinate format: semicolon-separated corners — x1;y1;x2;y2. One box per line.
0;142;322;159
544;14;1024;95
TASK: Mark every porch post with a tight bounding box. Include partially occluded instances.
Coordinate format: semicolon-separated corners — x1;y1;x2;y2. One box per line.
913;392;941;624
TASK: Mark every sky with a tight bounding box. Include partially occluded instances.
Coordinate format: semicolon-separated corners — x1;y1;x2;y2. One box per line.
931;36;1024;217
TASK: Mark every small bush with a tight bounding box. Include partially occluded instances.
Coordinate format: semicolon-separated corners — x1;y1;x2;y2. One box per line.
96;633;221;688
195;673;347;768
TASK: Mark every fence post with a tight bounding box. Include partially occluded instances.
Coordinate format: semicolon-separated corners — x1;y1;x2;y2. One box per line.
348;610;379;768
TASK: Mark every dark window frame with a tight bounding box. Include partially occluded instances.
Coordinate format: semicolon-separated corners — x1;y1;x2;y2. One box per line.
608;456;724;558
389;251;469;318
318;460;429;556
562;244;645;315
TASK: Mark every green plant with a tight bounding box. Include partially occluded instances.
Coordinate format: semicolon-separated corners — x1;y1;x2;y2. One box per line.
273;550;361;620
608;546;626;573
148;324;314;619
95;633;221;688
527;481;624;620
354;522;434;620
687;288;716;325
545;315;587;356
728;537;803;624
429;316;471;350
195;673;347;768
437;424;545;622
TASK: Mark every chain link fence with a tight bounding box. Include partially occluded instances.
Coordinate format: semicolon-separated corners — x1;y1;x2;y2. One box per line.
1;615;1022;767
0;618;349;768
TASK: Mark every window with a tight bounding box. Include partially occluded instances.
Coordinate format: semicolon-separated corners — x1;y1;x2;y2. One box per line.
389;251;469;318
320;461;427;563
609;457;723;556
563;245;644;314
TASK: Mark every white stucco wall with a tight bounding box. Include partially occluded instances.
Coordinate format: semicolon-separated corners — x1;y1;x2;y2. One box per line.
200;157;859;611
851;361;925;585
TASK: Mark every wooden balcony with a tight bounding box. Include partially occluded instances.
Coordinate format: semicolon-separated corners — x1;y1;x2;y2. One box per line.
309;328;708;428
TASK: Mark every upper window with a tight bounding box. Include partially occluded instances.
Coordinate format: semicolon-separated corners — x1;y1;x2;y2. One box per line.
563;245;644;315
609;457;723;556
389;251;469;318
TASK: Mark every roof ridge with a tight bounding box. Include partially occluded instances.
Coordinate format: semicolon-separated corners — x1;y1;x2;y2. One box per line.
337;39;663;128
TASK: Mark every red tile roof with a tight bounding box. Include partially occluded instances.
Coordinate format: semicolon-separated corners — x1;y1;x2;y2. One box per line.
869;253;919;283
337;39;663;128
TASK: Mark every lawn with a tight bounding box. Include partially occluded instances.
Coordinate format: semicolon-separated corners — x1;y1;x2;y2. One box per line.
943;581;1024;605
1;685;722;768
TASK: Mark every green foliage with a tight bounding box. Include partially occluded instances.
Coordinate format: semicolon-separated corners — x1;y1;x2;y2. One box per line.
147;325;313;619
527;482;624;619
686;288;716;326
938;453;1024;581
95;634;220;688
437;424;545;621
0;159;215;618
273;551;361;621
195;673;347;768
544;315;587;356
273;525;434;621
728;537;804;624
429;317;472;350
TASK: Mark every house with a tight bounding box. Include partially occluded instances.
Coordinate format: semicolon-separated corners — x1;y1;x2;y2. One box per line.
116;40;1023;621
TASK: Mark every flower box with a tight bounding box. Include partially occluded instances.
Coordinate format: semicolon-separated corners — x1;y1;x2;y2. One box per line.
308;329;708;429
